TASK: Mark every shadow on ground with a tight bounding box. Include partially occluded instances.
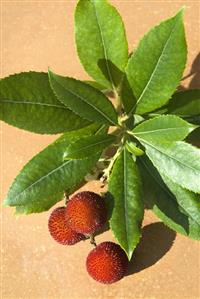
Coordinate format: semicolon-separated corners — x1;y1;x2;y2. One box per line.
181;52;200;89
126;222;176;276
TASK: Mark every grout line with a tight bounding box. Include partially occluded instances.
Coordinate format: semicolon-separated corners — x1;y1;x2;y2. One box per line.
1;0;200;2
197;2;200;293
0;0;3;298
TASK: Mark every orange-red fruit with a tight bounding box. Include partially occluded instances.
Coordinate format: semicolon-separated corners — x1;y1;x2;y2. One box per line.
66;191;107;235
48;207;85;245
86;242;129;284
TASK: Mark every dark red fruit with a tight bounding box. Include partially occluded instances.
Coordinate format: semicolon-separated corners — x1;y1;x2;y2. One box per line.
86;241;129;284
48;207;85;245
66;191;107;235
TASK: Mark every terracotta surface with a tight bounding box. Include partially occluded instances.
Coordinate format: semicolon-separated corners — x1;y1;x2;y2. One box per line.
1;1;200;298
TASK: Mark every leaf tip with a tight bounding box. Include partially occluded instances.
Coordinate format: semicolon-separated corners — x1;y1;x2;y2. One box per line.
122;245;134;261
2;197;10;207
48;67;53;75
189;124;199;134
127;251;133;261
14;208;26;216
176;6;186;18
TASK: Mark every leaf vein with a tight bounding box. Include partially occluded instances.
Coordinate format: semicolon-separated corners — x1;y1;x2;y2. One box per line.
132;16;180;113
53;77;117;126
66;136;113;156
140;139;200;173
10;160;72;202
0;99;68;110
91;0;115;90
134;126;191;135
123;149;129;250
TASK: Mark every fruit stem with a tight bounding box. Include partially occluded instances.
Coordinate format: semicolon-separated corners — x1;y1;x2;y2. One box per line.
90;234;97;247
101;145;123;182
64;191;69;206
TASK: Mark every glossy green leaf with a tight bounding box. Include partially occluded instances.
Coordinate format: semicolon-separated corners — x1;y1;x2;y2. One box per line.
133;114;145;126
108;149;144;260
167;89;200;117
132;115;195;143
141;140;200;193
126;10;187;114
0;72;90;134
166;90;200;125
138;156;200;240
161;175;200;226
48;70;118;126
4;124;103;213
64;134;116;160
120;75;137;114
15;192;63;215
84;80;107;91
75;0;128;89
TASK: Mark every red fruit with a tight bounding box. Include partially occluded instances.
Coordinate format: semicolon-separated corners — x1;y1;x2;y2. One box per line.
86;242;129;284
48;207;85;245
66;191;107;235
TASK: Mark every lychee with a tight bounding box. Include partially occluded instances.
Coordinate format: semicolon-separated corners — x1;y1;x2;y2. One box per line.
86;241;129;284
66;191;107;235
48;207;85;245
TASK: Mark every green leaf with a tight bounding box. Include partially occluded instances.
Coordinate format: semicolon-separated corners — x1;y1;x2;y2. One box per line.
0;72;90;134
64;134;116;160
48;70;118;126
126;10;187;114
84;80;108;92
161;175;200;226
120;75;137;114
108;149;144;260
4;124;104;214
167;89;200;117
138;156;200;240
166;89;200;125
132;115;195;143
75;0;128;89
15;192;63;215
141;140;200;193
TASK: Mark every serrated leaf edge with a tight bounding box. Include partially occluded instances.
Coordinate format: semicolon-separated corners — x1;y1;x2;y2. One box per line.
140;140;200;194
48;69;118;126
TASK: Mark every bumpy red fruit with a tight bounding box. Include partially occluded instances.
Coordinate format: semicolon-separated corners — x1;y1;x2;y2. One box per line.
66;191;107;235
86;241;129;284
48;207;85;245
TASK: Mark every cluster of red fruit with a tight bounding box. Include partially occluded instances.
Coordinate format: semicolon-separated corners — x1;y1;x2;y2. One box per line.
48;191;129;284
